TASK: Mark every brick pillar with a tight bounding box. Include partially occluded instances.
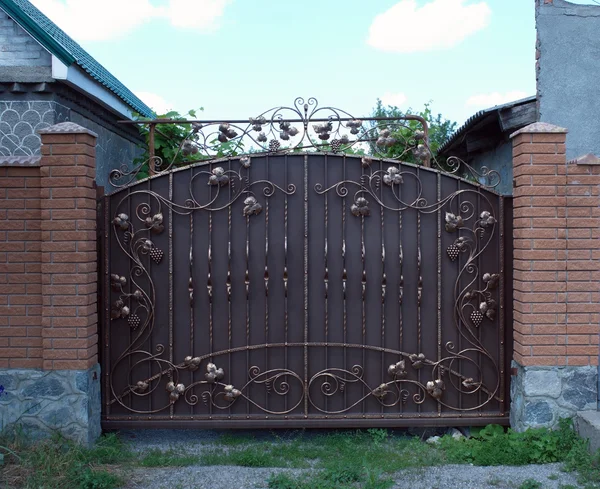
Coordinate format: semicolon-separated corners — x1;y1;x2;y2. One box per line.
510;122;599;430
0;122;101;445
39;123;99;371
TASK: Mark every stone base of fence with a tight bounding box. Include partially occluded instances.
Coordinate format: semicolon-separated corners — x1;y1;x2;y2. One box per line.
0;122;101;445
0;364;100;444
510;363;597;430
510;122;600;430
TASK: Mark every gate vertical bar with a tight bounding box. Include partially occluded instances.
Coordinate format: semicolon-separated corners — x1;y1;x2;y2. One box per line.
380;159;386;417
303;154;309;417
264;155;270;412
283;155;289;414
189;208;194;417
324;154;329;414
169;173;174;418
398;180;404;415
360;165;367;415
417;166;422;417
437;172;441;417
208;175;214;418
245;159;251;417
498;197;512;413
342;155;348;412
102;194;110;416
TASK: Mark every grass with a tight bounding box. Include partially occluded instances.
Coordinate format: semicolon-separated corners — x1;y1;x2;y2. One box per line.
138;448;201;467
0;431;132;489
0;419;598;489
517;480;542;489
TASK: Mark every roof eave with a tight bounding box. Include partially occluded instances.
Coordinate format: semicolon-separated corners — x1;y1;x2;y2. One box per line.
438;96;537;156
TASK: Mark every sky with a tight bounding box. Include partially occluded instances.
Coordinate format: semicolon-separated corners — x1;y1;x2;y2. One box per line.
29;0;600;126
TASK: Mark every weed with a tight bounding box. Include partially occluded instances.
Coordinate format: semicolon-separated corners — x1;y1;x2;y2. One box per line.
518;480;542;489
441;418;584;466
367;428;388;445
563;439;600;487
548;473;559;480
267;473;301;489
488;476;502;486
218;432;256;446
139;448;200;467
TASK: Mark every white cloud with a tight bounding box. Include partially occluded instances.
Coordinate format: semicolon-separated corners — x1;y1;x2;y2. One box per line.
465;91;528;109
135;91;173;114
380;92;408;107
165;0;231;30
30;0;231;42
31;0;157;41
367;0;491;53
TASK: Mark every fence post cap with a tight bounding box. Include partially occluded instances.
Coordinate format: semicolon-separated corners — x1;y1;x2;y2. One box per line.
510;122;568;138
38;122;98;138
568;153;600;166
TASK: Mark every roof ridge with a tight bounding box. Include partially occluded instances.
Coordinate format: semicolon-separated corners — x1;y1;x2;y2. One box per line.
0;0;154;118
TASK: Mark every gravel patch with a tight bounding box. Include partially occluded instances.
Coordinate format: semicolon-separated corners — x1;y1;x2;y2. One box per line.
118;429;223;454
121;463;581;489
115;430;583;489
390;464;579;488
123;466;306;489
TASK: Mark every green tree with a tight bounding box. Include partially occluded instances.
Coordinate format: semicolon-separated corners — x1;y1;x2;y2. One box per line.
132;108;205;180
368;99;457;165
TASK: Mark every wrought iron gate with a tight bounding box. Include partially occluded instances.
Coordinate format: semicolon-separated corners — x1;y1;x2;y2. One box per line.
101;100;511;428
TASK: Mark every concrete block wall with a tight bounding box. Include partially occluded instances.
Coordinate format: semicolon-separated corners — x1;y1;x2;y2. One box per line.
0;9;52;69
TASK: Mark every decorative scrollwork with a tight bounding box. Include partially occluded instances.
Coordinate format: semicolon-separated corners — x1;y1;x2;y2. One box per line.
108;97;437;189
109;341;503;415
108;156;297;415
311;154;502;412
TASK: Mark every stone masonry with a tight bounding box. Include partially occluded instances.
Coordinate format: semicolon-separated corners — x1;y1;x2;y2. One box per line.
0;365;100;443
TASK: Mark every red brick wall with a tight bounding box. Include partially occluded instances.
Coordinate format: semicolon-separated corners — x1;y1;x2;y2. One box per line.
0;165;42;369
512;123;600;367
0;123;99;371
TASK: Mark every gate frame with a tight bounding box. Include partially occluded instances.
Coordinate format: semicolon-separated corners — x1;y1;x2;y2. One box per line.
100;149;513;430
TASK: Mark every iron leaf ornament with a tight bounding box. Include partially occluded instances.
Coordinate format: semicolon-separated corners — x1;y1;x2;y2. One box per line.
208;167;229;187
243;196;263;217
351;197;370;217
445;212;464;232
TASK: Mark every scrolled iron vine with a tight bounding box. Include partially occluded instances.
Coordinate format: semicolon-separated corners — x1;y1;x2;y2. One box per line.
108;157;296;410
109;97;439;188
312;157;503;412
109;340;503;414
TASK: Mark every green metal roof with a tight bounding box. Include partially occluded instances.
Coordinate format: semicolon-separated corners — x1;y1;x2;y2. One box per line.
0;0;154;118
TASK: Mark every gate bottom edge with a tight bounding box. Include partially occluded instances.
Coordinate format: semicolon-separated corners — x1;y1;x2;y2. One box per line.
102;415;510;430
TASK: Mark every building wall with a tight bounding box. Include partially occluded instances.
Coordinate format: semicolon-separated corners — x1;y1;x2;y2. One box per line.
470;140;513;196
0;92;143;188
69;110;141;190
0;9;52;81
0;99;64;158
536;0;600;160
0;9;143;188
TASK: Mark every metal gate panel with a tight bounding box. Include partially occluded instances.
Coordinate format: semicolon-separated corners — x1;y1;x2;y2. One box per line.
102;153;509;428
